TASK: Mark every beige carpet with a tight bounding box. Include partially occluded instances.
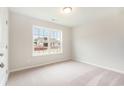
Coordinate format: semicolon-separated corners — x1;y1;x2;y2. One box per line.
7;61;124;86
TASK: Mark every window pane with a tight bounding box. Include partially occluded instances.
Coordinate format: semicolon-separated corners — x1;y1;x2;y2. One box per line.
49;30;62;54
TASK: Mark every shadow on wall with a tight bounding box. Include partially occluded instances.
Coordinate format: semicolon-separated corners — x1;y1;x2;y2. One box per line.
72;14;124;72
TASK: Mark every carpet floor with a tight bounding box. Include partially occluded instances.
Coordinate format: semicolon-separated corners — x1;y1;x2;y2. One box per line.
7;61;124;86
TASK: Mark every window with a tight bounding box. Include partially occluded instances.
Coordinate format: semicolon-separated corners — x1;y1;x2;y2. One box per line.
32;25;62;56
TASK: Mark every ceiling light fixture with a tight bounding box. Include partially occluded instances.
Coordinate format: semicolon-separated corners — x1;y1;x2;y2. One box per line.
63;7;72;14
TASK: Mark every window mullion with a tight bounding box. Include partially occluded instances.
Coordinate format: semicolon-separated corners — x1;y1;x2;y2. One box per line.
48;29;50;54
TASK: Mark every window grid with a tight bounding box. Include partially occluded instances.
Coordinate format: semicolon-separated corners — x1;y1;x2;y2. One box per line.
32;25;62;56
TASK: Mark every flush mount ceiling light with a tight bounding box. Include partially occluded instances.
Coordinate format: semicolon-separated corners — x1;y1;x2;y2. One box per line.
63;7;72;14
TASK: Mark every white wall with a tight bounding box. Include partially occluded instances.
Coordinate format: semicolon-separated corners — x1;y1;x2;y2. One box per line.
10;9;124;73
72;14;124;73
9;12;72;72
0;8;9;85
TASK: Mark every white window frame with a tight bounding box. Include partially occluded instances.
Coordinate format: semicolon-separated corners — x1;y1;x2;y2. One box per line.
32;25;63;56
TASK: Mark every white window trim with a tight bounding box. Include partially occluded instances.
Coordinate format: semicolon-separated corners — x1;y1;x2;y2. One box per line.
32;25;63;56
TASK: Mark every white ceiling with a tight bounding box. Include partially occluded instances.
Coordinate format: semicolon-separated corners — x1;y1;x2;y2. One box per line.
9;7;123;27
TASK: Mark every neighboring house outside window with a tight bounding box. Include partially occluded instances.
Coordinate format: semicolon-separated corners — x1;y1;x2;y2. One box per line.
32;25;62;56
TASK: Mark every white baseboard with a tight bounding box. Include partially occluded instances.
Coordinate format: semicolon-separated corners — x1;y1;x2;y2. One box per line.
10;59;71;73
72;58;124;74
9;57;124;76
